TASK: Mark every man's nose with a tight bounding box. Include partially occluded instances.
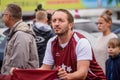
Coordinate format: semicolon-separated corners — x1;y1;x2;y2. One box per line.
54;20;60;25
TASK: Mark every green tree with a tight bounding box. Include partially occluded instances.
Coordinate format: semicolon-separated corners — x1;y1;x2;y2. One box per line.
107;0;120;6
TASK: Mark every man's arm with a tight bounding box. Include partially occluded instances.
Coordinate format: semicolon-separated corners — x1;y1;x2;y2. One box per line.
58;60;90;80
39;64;53;70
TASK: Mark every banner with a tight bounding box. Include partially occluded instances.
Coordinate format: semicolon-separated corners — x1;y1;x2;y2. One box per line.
0;0;85;12
1;0;120;12
0;69;59;80
12;69;59;80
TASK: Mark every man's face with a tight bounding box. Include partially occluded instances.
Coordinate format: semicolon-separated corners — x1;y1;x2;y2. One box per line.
51;11;71;36
2;9;11;27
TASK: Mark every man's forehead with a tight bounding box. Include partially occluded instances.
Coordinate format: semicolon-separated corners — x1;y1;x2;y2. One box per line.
52;11;67;18
53;11;66;15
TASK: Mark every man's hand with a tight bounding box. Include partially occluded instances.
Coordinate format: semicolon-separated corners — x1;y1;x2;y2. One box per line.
58;68;69;80
10;67;18;75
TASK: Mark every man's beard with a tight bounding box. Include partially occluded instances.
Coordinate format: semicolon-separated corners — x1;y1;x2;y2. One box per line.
56;27;68;36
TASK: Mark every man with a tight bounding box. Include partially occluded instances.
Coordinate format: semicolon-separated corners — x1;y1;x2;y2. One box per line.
33;10;54;67
1;3;39;74
40;9;106;80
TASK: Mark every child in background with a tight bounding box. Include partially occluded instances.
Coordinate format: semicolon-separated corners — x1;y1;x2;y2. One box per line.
106;38;120;80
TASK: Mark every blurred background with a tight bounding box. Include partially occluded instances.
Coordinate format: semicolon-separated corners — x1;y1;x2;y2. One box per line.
0;0;120;21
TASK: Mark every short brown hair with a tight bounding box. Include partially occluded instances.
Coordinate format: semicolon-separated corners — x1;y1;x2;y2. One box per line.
6;3;22;19
36;10;47;21
108;38;120;48
52;9;74;23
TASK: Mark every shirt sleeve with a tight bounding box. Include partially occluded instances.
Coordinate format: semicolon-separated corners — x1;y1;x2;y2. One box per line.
76;38;92;61
43;38;54;65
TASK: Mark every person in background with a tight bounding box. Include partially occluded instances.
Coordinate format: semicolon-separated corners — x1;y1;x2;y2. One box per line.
93;9;118;73
40;9;106;80
1;3;39;74
34;4;53;25
32;10;54;67
34;4;43;12
106;38;120;80
46;9;54;25
33;4;44;24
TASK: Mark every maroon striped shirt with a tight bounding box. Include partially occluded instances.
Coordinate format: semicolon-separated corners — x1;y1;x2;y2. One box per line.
52;32;106;80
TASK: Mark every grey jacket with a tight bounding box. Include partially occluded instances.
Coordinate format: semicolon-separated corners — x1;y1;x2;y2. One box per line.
1;21;39;74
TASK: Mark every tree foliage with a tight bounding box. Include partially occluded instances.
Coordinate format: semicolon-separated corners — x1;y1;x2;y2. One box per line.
107;0;120;5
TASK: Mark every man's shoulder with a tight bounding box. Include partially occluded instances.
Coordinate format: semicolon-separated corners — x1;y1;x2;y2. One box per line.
14;31;33;39
73;32;86;42
33;22;52;32
49;35;57;42
74;32;85;38
15;31;29;35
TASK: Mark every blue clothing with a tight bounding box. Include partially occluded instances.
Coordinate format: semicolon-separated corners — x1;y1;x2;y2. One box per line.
32;22;54;67
106;54;120;80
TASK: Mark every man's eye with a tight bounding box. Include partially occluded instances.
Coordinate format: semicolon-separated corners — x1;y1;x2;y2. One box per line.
52;19;56;22
59;19;64;22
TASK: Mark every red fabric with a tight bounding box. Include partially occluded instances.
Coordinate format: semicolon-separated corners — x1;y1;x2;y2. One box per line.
52;33;79;73
0;74;11;80
12;69;59;80
86;52;106;80
52;32;106;80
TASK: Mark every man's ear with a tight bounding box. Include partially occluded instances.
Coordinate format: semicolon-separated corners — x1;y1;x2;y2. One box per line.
69;22;74;30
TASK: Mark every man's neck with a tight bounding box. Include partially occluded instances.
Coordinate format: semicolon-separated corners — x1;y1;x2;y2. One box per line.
9;19;21;29
58;31;73;44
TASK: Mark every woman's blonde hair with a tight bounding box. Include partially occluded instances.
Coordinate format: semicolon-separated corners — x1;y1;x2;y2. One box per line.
99;9;112;23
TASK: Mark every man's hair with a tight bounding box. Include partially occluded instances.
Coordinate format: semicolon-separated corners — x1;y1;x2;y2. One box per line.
6;3;22;19
52;9;74;23
36;10;47;21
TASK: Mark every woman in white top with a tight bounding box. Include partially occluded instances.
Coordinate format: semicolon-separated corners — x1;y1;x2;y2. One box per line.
93;9;118;73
